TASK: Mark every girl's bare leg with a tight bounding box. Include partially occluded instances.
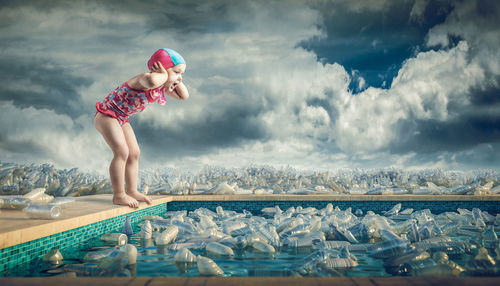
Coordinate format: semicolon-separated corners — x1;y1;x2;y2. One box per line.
121;122;152;204
94;113;139;208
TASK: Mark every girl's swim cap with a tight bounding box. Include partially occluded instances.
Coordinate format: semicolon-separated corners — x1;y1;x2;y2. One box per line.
148;48;185;70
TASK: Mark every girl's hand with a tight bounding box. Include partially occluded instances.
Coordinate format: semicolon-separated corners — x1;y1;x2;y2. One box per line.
151;61;167;74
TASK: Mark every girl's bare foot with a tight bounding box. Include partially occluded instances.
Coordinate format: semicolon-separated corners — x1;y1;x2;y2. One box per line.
127;191;152;204
113;194;139;208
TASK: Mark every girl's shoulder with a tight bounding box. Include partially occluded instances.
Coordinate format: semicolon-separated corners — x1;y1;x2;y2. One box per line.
126;73;150;91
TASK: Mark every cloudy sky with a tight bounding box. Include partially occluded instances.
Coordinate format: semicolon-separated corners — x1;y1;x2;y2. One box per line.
0;0;499;173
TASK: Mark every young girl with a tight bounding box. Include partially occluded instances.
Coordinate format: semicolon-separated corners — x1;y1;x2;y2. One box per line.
94;48;189;208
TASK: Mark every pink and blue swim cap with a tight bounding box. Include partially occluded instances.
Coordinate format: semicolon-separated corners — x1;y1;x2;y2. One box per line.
148;48;185;71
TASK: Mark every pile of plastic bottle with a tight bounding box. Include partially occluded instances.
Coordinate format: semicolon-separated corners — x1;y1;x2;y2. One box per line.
49;204;499;277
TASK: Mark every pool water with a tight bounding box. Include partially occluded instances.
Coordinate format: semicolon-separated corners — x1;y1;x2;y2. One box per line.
26;204;500;277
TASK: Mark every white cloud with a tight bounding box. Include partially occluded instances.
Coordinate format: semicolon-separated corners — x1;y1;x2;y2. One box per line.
0;101;108;172
333;41;485;152
1;0;498;173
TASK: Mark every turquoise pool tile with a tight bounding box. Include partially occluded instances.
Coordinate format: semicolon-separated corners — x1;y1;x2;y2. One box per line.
1;203;167;276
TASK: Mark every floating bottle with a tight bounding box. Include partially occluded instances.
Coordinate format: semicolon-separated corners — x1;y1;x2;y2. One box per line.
141;220;153;239
432;251;465;276
43;248;63;265
84;248;116;263
206;241;234;256
235;236;248;249
251;241;275;253
320;258;358;270
196;255;224;276
368;238;410;259
101;233;128;246
384;203;402;216
174;248;197;263
398;258;437;276
155;225;178;245
120;244;137;265
98;249;128;274
121;216;133;237
471;247;496;268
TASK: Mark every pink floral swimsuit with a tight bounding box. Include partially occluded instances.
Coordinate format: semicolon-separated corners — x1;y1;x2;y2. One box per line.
95;82;167;125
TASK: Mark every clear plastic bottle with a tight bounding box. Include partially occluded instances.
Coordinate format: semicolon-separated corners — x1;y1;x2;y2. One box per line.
2;197;31;209
155;225;178;245
43;248;63;265
101;233;128;246
121;216;133;237
50;197;76;206
24;203;61;219
98;249;128;274
206;241;234;256
197;255;224;276
173;248;196;263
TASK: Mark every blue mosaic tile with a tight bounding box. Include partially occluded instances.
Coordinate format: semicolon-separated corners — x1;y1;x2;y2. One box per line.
166;200;499;215
0;203;166;276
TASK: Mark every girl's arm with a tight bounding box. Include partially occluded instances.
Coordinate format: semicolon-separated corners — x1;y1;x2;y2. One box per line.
138;72;168;89
166;82;189;100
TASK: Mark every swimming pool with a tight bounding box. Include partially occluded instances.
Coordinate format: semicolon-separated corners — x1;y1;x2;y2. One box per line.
1;197;499;277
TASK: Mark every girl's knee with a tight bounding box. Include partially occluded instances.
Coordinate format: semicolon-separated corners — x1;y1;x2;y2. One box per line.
128;147;140;162
113;145;129;161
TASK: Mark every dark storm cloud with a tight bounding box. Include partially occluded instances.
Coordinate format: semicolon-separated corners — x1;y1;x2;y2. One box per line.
0;57;93;121
300;0;454;91
133;100;270;161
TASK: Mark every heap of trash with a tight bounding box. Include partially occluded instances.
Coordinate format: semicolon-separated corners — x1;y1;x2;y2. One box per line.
1;161;499;197
52;204;499;277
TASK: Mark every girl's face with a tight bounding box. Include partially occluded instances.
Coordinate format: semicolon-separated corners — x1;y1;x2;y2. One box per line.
165;64;186;92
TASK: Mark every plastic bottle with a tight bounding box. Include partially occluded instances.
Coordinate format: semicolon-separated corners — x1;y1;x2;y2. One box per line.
251;241;275;253
23;188;46;200
368;238;409;259
235;236;248;249
24;203;61;219
121;216;133;237
43;248;63;265
101;233;128;246
83;248;116;262
206;241;234;256
49;197;76;206
384;203;402;216
313;240;350;250
1;197;31;209
155;225;178;245
196;255;224;276
320;258;358;270
482;225;498;248
174;248;197;263
399;258;437;276
120;244;137;265
98;249;128;274
141;220;152;239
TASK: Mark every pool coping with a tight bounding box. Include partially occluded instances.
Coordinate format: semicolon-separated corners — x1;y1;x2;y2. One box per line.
1;194;499;250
